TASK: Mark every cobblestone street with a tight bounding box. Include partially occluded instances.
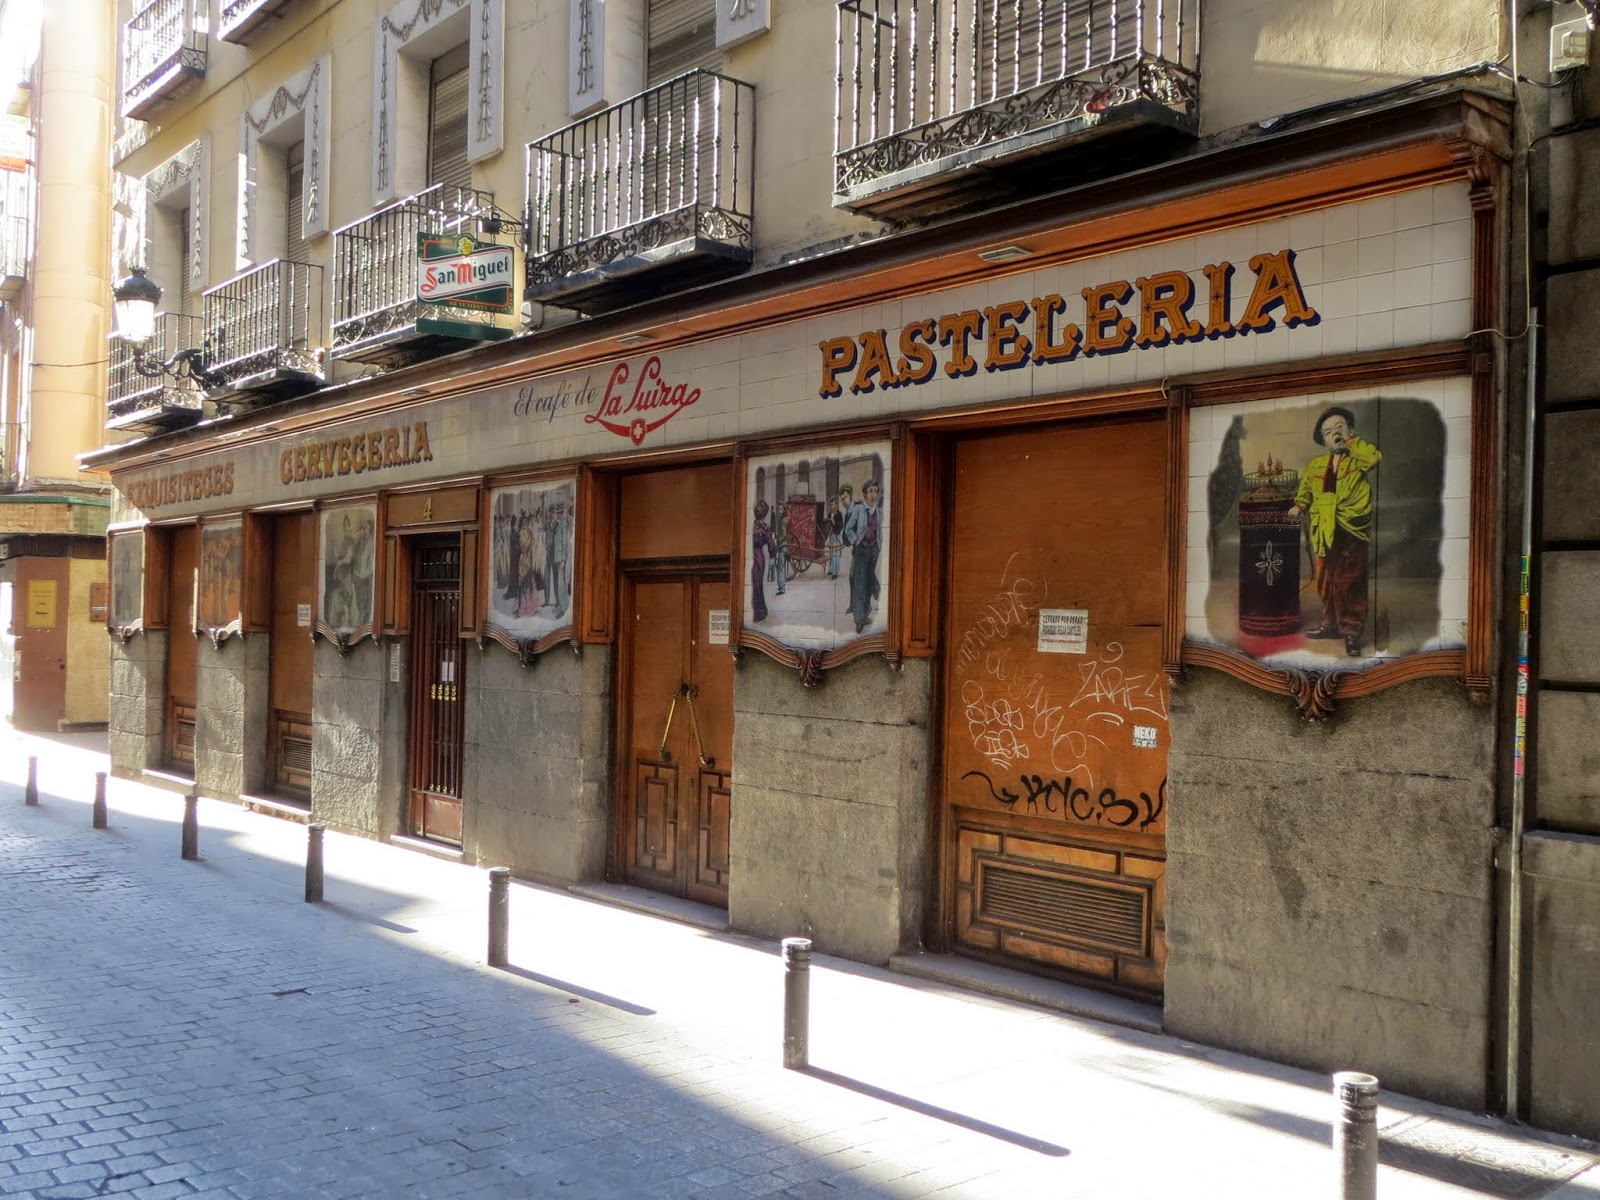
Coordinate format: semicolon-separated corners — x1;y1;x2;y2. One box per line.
2;731;1597;1200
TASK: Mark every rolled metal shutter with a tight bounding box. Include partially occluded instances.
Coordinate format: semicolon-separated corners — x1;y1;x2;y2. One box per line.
427;43;472;194
646;0;718;86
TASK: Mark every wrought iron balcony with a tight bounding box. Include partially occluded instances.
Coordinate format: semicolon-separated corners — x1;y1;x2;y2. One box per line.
107;313;206;435
834;0;1199;216
0;214;26;302
202;259;325;407
526;70;756;313
217;0;301;45
122;0;206;120
332;184;509;368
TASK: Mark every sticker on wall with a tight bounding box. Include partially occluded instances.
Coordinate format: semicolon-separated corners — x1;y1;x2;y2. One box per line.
707;608;729;645
297;603;312;627
1037;609;1088;654
1187;379;1472;674
735;438;895;685
316;502;378;652
483;477;578;664
389;641;403;683
1133;725;1159;749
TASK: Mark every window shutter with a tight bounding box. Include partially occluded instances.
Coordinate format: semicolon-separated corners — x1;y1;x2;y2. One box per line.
646;0;718;87
428;44;472;195
285;141;309;263
178;205;195;315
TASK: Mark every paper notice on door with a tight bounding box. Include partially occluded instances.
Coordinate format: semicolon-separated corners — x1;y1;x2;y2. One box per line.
708;609;730;645
1037;609;1088;654
297;603;312;627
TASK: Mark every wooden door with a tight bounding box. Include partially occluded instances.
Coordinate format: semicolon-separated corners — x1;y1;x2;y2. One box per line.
164;526;199;773
619;573;733;906
11;559;68;732
268;512;315;800
408;536;466;844
943;418;1170;996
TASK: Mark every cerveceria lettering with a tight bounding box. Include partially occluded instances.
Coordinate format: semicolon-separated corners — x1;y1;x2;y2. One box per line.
280;421;434;485
125;462;235;510
818;250;1318;398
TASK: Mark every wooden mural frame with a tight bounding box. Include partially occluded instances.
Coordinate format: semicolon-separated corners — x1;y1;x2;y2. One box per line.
729;425;905;686
195;513;247;648
478;470;582;666
313;496;381;654
106;525;147;643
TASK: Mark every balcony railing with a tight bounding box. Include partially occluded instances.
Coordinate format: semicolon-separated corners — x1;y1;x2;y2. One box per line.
123;0;206;120
526;69;755;311
107;313;206;434
332;184;501;363
834;0;1199;213
203;258;324;399
0;214;26;302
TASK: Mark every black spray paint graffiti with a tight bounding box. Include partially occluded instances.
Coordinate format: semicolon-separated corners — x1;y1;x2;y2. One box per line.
963;770;1167;832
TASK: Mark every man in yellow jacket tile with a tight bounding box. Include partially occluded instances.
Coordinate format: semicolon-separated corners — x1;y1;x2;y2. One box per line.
1286;406;1382;658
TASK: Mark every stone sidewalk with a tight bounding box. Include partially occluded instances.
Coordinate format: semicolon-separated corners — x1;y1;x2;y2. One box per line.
1;723;1597;1200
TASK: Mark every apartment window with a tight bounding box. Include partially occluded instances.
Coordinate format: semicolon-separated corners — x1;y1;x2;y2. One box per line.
285;141;309;263
646;0;718;86
177;205;196;314
427;44;471;193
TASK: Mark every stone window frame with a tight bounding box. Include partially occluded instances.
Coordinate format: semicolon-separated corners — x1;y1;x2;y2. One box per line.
139;138;208;304
237;56;332;270
371;0;504;207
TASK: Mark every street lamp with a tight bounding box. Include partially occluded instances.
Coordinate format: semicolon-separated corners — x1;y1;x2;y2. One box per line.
111;266;217;386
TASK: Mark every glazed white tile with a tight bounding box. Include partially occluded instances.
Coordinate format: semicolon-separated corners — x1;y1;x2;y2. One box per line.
1394;186;1435;231
1357;234;1396;277
1322;240;1359;284
1394;306;1434;346
1433;258;1472;303
1356;274;1396;317
1356;312;1395;352
1357;194;1396;237
1432;299;1472;340
1439;535;1470;581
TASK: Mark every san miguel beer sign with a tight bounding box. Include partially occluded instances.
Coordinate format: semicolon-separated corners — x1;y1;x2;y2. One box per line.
417;232;514;314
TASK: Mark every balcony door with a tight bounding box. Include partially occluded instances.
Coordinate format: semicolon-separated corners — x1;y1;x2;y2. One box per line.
427;44;471;195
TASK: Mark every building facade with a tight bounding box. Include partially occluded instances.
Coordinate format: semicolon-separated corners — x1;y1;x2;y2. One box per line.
85;0;1600;1137
0;0;116;731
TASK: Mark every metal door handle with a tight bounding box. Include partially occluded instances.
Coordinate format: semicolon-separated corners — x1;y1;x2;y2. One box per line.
683;684;715;769
657;693;680;762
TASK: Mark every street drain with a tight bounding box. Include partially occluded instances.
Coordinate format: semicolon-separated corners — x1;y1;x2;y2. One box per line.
1382;1119;1596;1198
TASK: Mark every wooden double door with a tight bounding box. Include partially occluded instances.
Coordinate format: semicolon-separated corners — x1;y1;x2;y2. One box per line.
942;417;1171;996
618;571;733;907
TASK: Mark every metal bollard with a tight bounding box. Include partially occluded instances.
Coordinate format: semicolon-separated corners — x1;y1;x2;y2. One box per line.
782;937;812;1070
487;867;510;967
92;772;107;829
181;791;199;861
1333;1071;1380;1200
305;824;325;904
24;755;38;806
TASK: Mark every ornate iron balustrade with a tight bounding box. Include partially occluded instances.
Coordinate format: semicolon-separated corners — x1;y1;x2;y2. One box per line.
834;0;1199;202
332;185;499;354
203;258;323;387
0;214;27;301
526;69;755;306
123;0;206;118
107;312;206;432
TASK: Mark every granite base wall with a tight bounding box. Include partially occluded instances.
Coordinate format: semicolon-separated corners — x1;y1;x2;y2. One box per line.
462;643;611;882
1165;670;1496;1109
194;635;269;801
311;638;390;837
729;653;932;964
107;631;165;778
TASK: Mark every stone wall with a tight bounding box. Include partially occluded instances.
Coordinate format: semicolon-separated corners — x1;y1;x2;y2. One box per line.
310;638;389;836
107;631;164;778
1165;671;1496;1109
194;636;269;801
463;644;611;882
729;653;932;964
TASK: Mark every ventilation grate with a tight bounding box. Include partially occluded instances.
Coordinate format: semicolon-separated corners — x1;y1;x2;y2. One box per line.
979;862;1147;955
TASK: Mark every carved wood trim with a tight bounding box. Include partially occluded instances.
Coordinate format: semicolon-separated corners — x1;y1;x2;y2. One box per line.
1162;391;1188;678
480;622;580;667
901;428;945;658
1464;148;1504;701
577;464;617;643
1179;643;1467;722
